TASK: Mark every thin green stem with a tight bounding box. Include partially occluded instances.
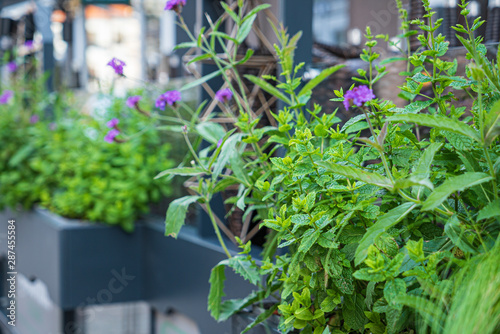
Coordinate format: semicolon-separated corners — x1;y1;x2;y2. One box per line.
206;202;233;258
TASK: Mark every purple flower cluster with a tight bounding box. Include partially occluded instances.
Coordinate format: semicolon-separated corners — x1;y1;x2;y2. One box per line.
126;96;142;108
343;85;376;110
104;118;120;143
6;61;17;73
30;115;39;124
215;88;233;103
104;129;120;143
165;0;186;11
0;90;14;105
107;58;126;75
106;118;120;129
156;90;181;110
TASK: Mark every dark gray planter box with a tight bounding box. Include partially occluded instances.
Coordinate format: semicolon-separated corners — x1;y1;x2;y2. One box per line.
0;208;257;333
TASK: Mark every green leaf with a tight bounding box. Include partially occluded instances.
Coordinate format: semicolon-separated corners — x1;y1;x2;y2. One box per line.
355;202;418;265
317;161;393;190
187;53;212;65
444;215;478;254
244;75;292;104
242;4;271;21
394;175;433;191
208;264;226;320
236;14;256;43
227;256;261;285
220;1;239;24
212;133;244;181
181;69;223;91
380;56;407;65
386;114;481;142
384;279;406;309
484;100;500;146
422;173;492;211
9;144;35;167
477;199;500;221
344;294;368;331
165;196;201;238
389;100;433;114
210;31;240;45
196;122;226;144
411;142;442;198
241;304;278;334
173;41;196;50
298;229;321;254
298;65;345;96
155;167;206;179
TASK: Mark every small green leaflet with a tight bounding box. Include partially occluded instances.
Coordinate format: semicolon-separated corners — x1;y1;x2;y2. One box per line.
165;195;201;238
181;69;223;91
355;202;419;265
422;172;492;211
298;64;345;97
244;75;292;104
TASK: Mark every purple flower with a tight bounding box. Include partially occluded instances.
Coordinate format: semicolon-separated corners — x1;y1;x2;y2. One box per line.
6;61;17;72
217;138;223;148
106;118;120;129
25;40;34;49
0;90;14;105
104;129;120;143
107;58;126;75
343;85;376;110
165;0;186;11
215;88;233;103
126;96;142;108
30;115;39;124
155;90;181;110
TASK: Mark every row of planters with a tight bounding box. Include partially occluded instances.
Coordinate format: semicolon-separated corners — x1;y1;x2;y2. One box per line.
145;0;499;333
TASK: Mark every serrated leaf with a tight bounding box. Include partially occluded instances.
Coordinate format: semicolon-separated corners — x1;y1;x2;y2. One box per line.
227;256;261;285
344;294;368;331
155;167;206;179
484;100;500;146
355;202;418;265
340;114;367;132
384;279;406;308
208;264;226;320
298;229;321;254
244;75;292;104
422;172;492;211
477;199;500;221
165;196;201;238
389;100;433;114
299;65;345;96
317;161;393;190
386;114;481;142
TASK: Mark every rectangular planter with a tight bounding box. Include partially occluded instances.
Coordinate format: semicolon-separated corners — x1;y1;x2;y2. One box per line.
0;208;144;310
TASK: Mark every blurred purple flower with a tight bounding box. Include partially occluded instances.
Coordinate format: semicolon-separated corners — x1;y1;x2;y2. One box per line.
0;90;14;105
104;129;120;143
25;40;34;49
107;58;126;75
30;115;39;123
106;118;120;129
215;88;233;103
343;85;375;110
126;96;142;108
165;0;186;11
217;138;223;148
6;61;17;72
155;90;181;110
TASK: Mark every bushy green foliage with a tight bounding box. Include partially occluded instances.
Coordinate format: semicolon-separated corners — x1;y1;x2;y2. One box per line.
156;0;500;332
0;78;175;231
